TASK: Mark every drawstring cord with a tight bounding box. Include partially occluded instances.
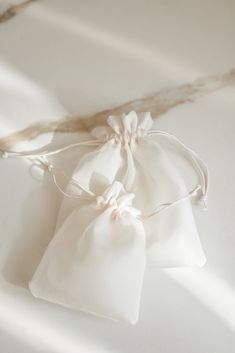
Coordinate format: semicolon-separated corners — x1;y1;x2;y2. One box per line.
147;130;209;209
29;155;95;200
141;185;202;219
0;139;103;159
0;129;209;218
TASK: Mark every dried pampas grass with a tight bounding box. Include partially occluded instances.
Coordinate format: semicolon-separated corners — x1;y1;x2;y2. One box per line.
0;0;35;23
0;68;235;152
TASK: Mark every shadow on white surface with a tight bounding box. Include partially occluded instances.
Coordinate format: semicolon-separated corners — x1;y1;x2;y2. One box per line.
28;2;198;80
164;267;235;332
0;327;42;353
2;182;58;287
1;269;235;353
0;0;206;120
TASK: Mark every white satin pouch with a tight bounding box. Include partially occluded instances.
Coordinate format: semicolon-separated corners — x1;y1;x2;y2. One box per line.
29;181;146;324
65;111;207;267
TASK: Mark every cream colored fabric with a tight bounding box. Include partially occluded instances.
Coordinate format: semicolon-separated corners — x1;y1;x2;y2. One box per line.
29;181;146;324
68;111;206;267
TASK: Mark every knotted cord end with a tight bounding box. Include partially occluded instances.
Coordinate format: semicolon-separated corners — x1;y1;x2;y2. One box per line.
33;156;53;173
0;150;9;159
201;197;208;210
196;185;208;210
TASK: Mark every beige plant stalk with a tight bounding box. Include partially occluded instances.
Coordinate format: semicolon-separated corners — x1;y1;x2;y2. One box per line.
0;68;235;151
0;0;34;23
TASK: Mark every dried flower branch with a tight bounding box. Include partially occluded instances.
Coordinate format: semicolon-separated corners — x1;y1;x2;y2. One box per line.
0;68;234;151
0;0;34;23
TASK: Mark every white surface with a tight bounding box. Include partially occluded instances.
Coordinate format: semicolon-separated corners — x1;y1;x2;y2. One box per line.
0;1;235;352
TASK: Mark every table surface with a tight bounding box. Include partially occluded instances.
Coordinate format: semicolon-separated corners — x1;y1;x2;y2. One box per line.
0;1;235;352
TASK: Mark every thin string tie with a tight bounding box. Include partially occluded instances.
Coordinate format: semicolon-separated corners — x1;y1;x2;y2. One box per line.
1;127;209;218
147;129;209;211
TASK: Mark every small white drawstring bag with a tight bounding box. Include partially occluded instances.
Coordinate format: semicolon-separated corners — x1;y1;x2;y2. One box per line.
59;111;208;267
29;181;146;324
